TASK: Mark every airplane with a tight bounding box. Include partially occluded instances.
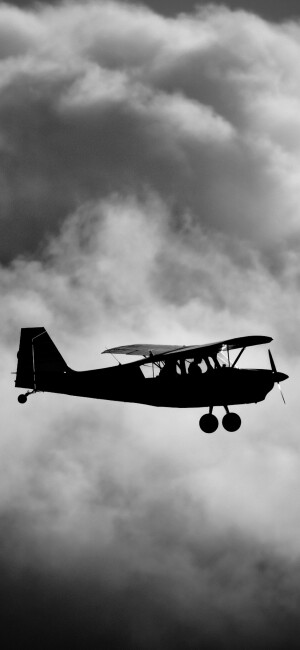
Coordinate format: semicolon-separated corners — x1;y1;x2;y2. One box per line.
15;328;288;433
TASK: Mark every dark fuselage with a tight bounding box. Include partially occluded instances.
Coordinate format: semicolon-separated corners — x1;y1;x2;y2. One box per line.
32;363;276;408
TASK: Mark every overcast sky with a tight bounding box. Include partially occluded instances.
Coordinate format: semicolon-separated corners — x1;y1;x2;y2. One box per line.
1;1;300;647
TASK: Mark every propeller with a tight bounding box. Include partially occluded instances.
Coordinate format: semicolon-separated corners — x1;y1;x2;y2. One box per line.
268;349;287;404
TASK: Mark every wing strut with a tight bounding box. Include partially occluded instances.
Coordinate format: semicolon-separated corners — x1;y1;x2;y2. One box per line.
104;347;122;365
231;347;246;369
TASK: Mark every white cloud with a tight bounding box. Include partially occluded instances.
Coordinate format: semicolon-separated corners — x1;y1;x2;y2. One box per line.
1;2;300;256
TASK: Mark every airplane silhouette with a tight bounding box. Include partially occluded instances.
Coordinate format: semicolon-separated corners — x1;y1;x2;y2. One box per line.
15;328;288;432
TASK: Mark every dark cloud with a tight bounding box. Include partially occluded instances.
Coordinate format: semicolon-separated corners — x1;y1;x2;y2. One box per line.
134;0;300;23
4;0;300;22
1;538;300;648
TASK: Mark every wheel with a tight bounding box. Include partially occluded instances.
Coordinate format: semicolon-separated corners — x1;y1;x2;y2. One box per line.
199;413;218;433
222;412;241;431
18;394;27;404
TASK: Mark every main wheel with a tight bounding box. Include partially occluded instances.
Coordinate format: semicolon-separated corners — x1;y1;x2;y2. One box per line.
18;394;27;404
199;413;218;433
222;412;241;431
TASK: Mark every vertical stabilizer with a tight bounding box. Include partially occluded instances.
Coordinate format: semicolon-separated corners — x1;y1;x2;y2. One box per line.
15;328;68;389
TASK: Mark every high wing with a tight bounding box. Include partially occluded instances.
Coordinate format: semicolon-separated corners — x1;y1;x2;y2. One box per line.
102;335;273;363
102;344;185;357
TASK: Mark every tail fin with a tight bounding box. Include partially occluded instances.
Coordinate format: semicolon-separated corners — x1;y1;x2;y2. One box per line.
16;327;68;389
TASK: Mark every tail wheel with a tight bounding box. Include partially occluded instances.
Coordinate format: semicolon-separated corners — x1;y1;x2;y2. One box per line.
222;412;241;431
18;394;27;404
199;413;219;433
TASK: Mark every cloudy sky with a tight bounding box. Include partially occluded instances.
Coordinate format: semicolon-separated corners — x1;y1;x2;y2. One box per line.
2;1;300;647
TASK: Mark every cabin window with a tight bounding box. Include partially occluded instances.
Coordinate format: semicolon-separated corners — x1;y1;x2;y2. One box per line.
140;364;160;379
199;359;207;373
217;351;230;367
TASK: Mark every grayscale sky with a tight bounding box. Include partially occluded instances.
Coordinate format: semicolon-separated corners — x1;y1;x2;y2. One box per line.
6;0;300;22
1;1;300;647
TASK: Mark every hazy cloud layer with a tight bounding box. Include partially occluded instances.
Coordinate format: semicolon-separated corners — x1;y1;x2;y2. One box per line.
1;2;300;647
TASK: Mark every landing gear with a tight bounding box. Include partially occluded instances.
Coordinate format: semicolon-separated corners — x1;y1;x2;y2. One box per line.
199;407;241;432
222;411;241;431
17;390;36;404
199;409;219;433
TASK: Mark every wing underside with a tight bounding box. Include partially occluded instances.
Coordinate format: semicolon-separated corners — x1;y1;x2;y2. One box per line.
102;344;183;357
103;335;273;363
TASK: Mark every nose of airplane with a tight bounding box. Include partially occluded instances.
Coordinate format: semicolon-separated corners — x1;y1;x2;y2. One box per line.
274;372;289;383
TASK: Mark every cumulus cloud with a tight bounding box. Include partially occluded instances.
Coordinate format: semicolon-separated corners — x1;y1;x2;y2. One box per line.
2;0;300;262
1;1;300;647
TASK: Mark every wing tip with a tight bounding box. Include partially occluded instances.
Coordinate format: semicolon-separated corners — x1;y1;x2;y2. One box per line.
262;335;273;343
102;347;117;355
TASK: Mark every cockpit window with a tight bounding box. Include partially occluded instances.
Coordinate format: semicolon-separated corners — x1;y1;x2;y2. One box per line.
140;364;160;378
217;351;230;367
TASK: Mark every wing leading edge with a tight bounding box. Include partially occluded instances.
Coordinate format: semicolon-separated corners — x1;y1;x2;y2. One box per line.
102;335;273;362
